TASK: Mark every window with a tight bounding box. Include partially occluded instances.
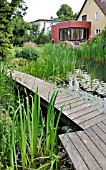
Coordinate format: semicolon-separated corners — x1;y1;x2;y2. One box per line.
59;29;64;40
82;15;87;21
79;29;84;39
59;28;71;41
95;12;99;19
95;29;101;34
76;29;80;40
71;29;76;40
59;28;85;41
67;29;70;40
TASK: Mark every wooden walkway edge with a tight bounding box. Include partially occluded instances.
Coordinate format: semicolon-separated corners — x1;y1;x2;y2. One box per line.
8;70;106;170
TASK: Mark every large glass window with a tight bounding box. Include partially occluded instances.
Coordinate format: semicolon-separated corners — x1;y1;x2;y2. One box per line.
71;29;76;40
79;29;84;39
60;29;65;40
67;29;70;40
59;28;71;40
76;29;80;40
60;28;85;41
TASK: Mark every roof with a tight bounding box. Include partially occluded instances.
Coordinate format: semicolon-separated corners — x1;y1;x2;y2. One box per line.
77;0;106;19
29;19;63;24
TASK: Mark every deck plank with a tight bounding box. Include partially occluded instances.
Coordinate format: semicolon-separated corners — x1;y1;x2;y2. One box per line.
68;107;98;120
68;132;102;170
59;134;89;170
10;70;106;170
79;114;106;129
10;70;106;130
65;103;91;116
57;100;84;110
91;124;106;144
77;131;106;170
73;110;102;124
97;121;106;133
86;128;106;157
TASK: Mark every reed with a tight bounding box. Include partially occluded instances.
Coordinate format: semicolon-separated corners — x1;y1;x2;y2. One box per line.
45;91;62;156
1;85;61;169
74;31;106;63
16;43;74;84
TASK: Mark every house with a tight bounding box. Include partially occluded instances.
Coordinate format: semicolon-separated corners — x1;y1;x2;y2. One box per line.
51;21;91;44
77;0;106;37
30;18;63;35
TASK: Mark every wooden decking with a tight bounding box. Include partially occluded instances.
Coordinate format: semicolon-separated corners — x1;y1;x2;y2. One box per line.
59;119;106;170
8;70;106;170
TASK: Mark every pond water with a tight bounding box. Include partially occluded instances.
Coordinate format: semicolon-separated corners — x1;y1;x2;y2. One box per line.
68;66;106;113
76;60;106;82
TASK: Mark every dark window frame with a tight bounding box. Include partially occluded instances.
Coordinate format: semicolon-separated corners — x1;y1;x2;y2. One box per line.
82;15;87;21
59;27;71;41
59;27;86;41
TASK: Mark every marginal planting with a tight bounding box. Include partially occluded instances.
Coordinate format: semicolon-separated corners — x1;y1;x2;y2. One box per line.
74;27;106;63
0;66;62;169
15;47;40;61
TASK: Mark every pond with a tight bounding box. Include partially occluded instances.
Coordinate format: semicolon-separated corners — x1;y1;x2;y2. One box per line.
68;59;106;113
77;60;106;82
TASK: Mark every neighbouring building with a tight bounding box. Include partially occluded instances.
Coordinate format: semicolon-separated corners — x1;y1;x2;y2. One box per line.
30;17;63;35
51;21;91;44
77;0;106;36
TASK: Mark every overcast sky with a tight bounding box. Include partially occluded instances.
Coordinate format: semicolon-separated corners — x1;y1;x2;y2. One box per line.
24;0;85;22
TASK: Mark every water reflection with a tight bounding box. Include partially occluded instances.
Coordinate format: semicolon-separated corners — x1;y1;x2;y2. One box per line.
76;60;106;82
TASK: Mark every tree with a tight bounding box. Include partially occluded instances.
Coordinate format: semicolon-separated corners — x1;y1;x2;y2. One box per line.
0;0;12;60
56;4;77;21
0;0;27;60
12;18;30;46
28;23;40;41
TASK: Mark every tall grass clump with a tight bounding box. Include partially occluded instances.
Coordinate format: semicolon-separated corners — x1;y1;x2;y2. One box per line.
0;62;16;109
29;43;74;82
74;27;106;63
0;63;17;169
1;86;62;169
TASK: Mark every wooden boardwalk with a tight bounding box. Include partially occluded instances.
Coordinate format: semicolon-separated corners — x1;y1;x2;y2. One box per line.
8;70;106;170
59;119;106;170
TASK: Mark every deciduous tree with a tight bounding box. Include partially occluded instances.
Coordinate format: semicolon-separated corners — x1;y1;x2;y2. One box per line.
56;4;77;21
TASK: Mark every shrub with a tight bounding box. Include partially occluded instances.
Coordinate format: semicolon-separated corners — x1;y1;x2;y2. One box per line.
15;47;40;61
34;32;51;45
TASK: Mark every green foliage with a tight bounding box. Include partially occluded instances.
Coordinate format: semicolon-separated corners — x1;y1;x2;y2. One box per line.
56;4;77;21
26;23;51;45
74;28;106;63
34;32;51;44
0;68;61;169
12;18;30;46
0;0;27;60
0;0;13;60
0;63;16;108
28;23;40;41
15;47;40;61
101;27;106;56
17;43;74;83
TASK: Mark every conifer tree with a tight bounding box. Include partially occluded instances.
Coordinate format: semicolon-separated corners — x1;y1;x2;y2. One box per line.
0;0;27;60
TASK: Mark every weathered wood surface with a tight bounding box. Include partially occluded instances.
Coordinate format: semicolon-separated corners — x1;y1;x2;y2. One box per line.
9;70;106;170
8;70;106;130
59;119;106;170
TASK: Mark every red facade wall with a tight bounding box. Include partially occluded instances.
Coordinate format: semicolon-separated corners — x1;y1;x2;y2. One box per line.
51;21;91;44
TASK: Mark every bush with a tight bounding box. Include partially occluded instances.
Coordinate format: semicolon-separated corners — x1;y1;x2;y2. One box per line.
15;47;40;61
34;32;51;45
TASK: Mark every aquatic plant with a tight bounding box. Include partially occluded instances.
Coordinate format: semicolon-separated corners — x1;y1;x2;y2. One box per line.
0;85;62;169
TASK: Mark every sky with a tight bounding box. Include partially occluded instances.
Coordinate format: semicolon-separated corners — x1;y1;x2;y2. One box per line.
24;0;85;22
